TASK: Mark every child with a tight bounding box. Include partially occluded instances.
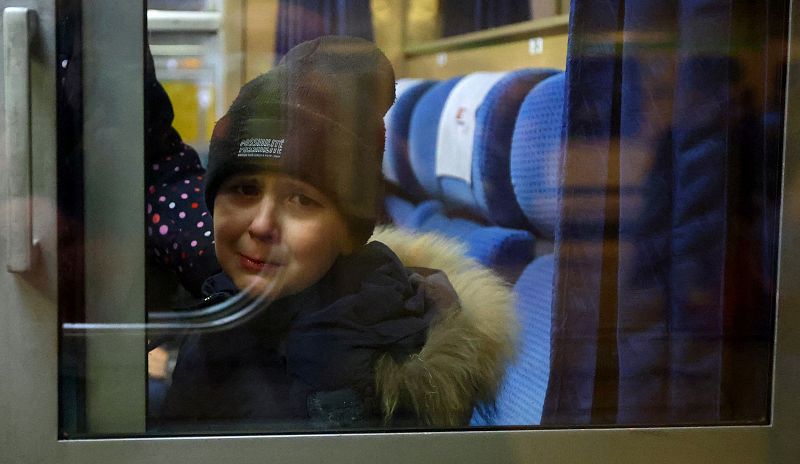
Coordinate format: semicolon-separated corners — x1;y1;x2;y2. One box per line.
158;36;516;429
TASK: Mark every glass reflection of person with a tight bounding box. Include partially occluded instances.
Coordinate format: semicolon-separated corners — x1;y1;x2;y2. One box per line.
156;36;517;429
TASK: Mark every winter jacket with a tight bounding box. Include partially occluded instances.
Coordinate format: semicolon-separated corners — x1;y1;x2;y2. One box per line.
370;226;518;426
158;226;517;429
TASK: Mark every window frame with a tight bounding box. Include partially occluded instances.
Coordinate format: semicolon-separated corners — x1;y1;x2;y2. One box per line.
1;0;798;462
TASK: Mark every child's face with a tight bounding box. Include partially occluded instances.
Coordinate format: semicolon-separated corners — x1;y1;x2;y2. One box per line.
213;171;356;299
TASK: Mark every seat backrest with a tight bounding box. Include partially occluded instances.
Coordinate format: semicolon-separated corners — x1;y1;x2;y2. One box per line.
383;78;436;199
473;72;570;425
435;69;559;227
510;72;566;240
408;76;463;199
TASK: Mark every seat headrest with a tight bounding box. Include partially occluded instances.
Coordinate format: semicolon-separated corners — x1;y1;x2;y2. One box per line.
383;79;436;198
408;76;464;199
435;69;559;227
510;72;566;239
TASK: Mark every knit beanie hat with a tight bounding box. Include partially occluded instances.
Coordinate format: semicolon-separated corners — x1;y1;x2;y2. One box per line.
204;36;396;245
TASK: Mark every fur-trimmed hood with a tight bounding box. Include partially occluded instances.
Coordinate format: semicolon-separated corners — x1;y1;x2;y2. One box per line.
370;226;519;426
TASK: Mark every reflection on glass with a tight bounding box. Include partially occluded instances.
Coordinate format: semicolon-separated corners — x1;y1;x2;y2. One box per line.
57;0;786;438
148;0;217;11
402;0;571;44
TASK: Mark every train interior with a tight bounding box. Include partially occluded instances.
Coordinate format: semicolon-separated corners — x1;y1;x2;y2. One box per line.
53;0;788;437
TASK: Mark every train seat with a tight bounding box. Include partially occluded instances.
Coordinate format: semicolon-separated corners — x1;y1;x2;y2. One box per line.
385;69;573;423
510;72;566;239
472;253;555;426
432;69;558;227
391;199;535;281
408;76;463;199
471;73;568;426
393;69;565;278
382;78;436;199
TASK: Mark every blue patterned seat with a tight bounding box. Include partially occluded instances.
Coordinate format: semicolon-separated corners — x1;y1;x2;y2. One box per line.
510;73;566;239
398;199;535;281
472;254;555;425
408;76;463;199
471;73;568;426
383;79;436;199
434;69;559;228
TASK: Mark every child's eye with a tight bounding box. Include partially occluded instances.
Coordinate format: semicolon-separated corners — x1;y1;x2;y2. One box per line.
288;192;320;207
235;183;261;197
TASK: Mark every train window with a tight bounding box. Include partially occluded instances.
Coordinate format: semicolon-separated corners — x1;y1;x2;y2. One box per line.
2;0;799;462
59;0;784;435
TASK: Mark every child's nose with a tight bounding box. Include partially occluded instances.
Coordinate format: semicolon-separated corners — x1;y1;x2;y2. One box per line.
248;196;281;243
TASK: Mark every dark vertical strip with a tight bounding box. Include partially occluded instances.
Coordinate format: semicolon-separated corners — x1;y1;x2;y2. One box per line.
758;0;790;424
275;0;374;63
591;0;625;425
543;0;621;424
669;0;734;424
615;0;678;425
720;0;757;424
324;0;333;35
719;0;788;424
56;0;86;438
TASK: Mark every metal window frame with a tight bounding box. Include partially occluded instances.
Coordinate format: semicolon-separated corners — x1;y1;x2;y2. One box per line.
1;0;798;462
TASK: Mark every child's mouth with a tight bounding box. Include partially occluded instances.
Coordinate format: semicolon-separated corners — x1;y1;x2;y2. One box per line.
239;253;282;273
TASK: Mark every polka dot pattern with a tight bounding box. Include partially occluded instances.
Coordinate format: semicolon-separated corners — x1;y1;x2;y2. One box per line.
146;143;219;293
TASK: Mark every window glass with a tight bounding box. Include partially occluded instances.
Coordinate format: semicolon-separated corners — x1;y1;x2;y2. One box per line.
148;0;218;11
57;0;787;438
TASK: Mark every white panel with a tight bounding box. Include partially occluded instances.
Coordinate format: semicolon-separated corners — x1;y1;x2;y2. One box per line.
435;72;507;185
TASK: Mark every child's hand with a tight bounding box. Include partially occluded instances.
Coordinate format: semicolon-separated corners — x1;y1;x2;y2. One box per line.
148;346;170;380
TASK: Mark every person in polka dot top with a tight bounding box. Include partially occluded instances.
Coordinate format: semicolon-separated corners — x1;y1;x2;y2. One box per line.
145;50;220;296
